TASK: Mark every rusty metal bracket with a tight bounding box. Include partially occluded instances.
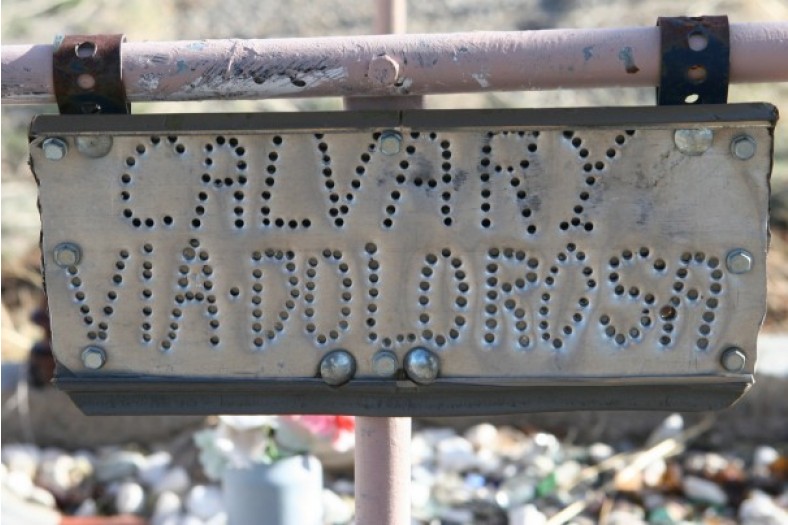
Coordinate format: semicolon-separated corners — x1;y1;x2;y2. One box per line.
657;16;730;106
53;34;130;114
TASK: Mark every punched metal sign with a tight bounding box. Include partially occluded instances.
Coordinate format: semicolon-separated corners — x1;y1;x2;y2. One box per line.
30;104;775;415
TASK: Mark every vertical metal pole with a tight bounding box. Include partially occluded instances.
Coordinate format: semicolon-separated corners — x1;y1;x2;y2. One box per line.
353;417;412;525
345;2;417;524
374;0;408;35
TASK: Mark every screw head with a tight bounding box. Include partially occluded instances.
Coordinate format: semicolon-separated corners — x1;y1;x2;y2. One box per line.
53;242;81;268
726;248;753;274
731;135;756;160
673;128;713;156
319;349;356;386
720;347;746;373
42;138;68;161
404;347;440;385
379;131;402;156
372;350;399;377
81;346;106;370
76;135;113;158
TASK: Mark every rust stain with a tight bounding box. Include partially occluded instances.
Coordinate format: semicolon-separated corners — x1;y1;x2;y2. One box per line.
618;46;640;74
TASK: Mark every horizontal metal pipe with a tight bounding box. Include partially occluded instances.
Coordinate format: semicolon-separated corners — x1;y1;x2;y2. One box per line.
2;22;787;104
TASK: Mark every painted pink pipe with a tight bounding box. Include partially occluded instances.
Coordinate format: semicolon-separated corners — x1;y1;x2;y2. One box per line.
352;417;412;525
349;3;413;524
2;22;787;104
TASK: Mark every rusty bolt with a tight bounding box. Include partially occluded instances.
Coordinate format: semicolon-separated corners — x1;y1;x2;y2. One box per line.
42;138;68;161
368;54;401;87
720;347;746;373
81;346;106;370
731;135;756;160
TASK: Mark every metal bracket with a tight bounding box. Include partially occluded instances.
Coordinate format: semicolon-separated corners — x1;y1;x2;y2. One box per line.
53;34;130;115
657;16;730;106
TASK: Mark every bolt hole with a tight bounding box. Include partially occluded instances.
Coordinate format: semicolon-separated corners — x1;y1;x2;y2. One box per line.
688;31;709;52
687;65;707;84
76;74;96;90
75;41;97;58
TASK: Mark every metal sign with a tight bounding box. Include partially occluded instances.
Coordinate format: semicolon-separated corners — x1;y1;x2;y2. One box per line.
29;104;776;415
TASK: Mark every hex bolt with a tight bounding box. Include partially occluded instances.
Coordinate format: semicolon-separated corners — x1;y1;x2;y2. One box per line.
404;347;440;385
42;138;68;161
731;134;756;160
726;248;753;274
379;131;402;156
372;350;399;378
81;346;107;370
720;347;746;373
76;135;114;158
319;349;356;386
53;242;82;268
673;128;713;156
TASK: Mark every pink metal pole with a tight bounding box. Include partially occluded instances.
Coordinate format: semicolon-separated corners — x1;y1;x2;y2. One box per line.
3;22;787;104
348;3;413;525
353;417;411;525
374;0;407;35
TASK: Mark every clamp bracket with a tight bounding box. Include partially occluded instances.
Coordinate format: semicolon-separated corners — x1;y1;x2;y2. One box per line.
657;16;730;105
53;34;130;114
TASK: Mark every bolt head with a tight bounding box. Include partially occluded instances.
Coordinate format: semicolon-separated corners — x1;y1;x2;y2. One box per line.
673;128;713;156
76;135;113;158
379;131;402;156
53;243;81;268
368;55;401;86
42;138;68;161
720;347;746;373
372;350;399;377
726;249;753;274
319;350;356;386
404;347;440;385
81;346;106;370
731;135;756;160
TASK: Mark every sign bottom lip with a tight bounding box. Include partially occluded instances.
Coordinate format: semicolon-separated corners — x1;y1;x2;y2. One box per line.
57;376;752;416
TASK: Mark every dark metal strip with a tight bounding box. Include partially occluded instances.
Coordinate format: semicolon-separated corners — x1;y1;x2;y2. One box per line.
29;103;778;138
657;16;730;105
53;34;130;114
56;377;750;416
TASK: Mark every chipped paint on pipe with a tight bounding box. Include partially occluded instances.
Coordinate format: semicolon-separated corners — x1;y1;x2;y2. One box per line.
2;23;787;104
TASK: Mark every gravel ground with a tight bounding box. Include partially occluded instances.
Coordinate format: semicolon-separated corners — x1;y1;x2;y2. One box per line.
1;415;787;524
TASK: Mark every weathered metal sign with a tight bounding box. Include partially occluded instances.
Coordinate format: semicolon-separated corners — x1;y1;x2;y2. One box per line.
29;104;776;415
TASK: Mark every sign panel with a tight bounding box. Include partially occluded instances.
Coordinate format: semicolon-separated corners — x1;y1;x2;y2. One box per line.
29;104;776;415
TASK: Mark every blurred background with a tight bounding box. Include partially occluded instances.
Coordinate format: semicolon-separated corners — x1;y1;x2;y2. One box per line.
2;1;787;524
